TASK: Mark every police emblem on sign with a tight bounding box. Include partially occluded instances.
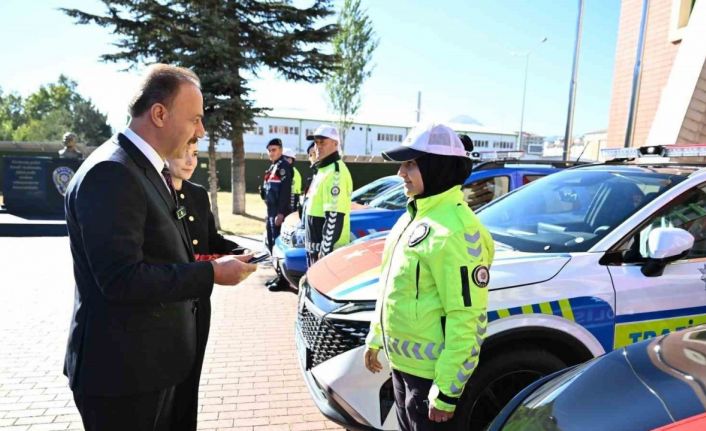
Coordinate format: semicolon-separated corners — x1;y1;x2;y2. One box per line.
472;265;490;288
52;166;75;196
331;186;340;196
408;223;430;247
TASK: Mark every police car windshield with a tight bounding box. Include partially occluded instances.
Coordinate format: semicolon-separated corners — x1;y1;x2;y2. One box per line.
369;184;407;210
351;175;403;205
478;166;690;253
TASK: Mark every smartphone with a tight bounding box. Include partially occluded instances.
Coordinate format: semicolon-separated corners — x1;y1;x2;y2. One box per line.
248;252;271;264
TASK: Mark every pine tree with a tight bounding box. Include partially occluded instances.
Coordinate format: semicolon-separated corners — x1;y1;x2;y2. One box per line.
62;0;338;216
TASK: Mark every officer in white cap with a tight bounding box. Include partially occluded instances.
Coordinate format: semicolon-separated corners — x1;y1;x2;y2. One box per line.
304;124;353;265
364;123;494;430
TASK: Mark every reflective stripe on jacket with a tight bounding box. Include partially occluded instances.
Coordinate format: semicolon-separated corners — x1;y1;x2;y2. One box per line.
366;187;494;412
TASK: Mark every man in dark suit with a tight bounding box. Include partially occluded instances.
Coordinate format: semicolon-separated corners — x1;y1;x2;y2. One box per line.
63;64;256;431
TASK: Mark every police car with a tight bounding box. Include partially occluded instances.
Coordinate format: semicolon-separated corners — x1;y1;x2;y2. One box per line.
294;145;706;430
275;160;575;287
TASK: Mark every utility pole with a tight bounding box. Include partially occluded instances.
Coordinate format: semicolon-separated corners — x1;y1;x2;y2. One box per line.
516;37;548;151
624;0;650;148
562;0;584;161
416;91;422;123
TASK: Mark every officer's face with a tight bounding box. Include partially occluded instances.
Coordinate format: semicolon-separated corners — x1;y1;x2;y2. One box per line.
267;145;282;162
399;159;424;197
315;137;337;160
308;148;317;165
168;143;199;181
160;83;205;159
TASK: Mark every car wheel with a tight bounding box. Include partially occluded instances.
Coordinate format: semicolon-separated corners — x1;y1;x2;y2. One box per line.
454;348;566;431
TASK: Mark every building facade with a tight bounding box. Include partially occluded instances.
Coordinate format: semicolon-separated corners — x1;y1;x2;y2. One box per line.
607;0;705;148
200;116;519;158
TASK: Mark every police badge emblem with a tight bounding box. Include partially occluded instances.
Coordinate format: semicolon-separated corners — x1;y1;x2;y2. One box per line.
52;166;75;196
408;223;430;247
331;186;340;196
472;265;490;288
279;168;286;176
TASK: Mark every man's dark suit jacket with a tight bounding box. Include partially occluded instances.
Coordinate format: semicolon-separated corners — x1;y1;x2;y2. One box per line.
63;133;214;396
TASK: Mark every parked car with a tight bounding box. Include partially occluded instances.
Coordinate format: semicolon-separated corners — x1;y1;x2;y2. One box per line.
274;160;576;287
350;175;403;205
489;325;706;431
294;145;706;430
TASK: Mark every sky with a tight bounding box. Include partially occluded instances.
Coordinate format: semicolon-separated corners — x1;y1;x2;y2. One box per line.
0;0;621;138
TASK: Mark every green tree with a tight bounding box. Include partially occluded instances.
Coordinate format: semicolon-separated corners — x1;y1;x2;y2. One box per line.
62;0;338;216
0;89;25;140
326;0;378;152
1;76;112;144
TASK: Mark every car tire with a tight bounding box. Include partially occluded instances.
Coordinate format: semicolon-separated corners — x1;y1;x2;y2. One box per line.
454;347;566;431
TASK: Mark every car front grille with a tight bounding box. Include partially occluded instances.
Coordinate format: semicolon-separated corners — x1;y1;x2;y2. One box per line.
280;229;293;246
298;303;370;369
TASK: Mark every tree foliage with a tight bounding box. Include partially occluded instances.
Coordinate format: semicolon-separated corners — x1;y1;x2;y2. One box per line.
326;0;378;152
62;0;338;215
0;76;112;144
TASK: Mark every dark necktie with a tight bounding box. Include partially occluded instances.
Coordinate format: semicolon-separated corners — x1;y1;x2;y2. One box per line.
161;166;178;205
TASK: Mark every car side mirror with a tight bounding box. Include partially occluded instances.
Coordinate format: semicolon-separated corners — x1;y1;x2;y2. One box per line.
641;227;694;277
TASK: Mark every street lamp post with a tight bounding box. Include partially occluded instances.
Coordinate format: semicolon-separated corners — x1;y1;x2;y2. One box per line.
515;37;548;152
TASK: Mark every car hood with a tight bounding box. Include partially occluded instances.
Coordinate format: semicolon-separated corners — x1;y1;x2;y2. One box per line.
307;239;571;301
492;326;706;431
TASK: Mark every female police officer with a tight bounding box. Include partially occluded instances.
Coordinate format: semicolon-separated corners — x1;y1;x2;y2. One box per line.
166;141;243;428
364;123;494;430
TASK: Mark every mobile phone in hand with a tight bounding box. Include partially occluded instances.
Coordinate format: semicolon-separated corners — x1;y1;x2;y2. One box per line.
248;253;271;264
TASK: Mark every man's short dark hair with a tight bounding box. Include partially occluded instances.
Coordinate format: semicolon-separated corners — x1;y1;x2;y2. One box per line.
267;138;283;148
128;64;201;118
306;142;315;153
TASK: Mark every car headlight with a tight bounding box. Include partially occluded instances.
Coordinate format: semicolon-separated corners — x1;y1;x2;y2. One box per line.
292;229;306;248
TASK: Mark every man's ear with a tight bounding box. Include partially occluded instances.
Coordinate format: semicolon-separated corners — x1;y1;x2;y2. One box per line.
150;103;168;128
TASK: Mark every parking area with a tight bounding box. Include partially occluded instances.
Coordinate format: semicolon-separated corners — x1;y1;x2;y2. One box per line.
0;236;341;431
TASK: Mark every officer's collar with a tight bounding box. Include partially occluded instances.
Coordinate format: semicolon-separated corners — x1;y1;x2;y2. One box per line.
408;187;464;217
315;151;340;168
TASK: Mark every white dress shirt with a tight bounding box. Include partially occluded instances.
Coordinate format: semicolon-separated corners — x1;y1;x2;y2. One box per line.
122;127;170;193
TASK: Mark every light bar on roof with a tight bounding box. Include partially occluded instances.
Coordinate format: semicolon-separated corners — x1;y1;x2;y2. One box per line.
602;144;706;160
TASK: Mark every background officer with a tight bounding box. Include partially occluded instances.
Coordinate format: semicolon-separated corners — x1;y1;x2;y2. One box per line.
283;147;302;214
261;138;293;290
58;132;83;159
364;123;494;430
304;125;352;265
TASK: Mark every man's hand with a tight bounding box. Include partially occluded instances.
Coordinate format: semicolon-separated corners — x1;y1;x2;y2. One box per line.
275;213;284;226
211;254;257;285
364;347;383;373
428;406;454;423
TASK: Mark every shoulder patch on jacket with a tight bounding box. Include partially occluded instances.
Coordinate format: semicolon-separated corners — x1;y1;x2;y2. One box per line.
408;223;430;247
472;265;490;288
279;168;286;176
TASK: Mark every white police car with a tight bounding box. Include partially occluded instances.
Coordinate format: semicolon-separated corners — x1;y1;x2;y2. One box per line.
295;145;706;430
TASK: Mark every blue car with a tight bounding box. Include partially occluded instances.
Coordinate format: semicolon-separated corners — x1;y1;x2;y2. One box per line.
488;324;706;431
274;160;581;287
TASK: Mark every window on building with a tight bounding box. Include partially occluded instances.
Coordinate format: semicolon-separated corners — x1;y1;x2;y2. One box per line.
670;0;696;42
269;125;299;135
376;133;404;142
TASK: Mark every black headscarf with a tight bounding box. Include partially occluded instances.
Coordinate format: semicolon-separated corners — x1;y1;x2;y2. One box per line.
414;153;473;199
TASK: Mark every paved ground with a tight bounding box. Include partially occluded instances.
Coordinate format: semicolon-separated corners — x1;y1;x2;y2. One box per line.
0;236;342;430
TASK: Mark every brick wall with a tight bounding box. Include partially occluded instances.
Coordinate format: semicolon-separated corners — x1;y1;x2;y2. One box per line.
607;0;680;148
